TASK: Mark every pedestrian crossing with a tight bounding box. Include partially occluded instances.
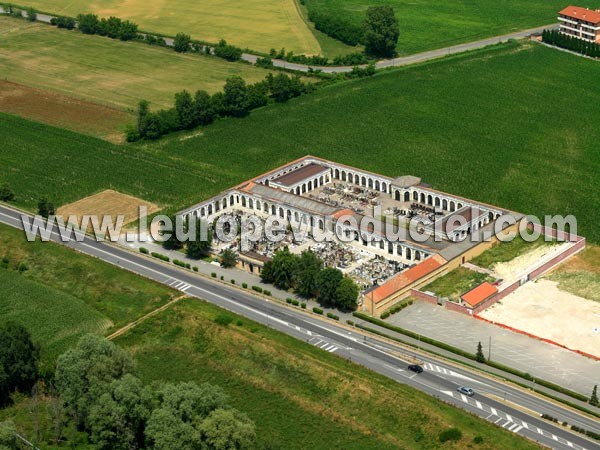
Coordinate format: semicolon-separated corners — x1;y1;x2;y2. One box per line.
309;337;339;353
423;362;474;381
166;277;192;292
441;390;586;449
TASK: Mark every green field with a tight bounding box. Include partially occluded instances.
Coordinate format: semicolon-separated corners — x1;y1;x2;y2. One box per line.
114;299;540;450
1;42;599;244
423;267;493;301
11;0;323;54
303;0;600;55
471;237;551;269
0;223;177;364
0;17;273;110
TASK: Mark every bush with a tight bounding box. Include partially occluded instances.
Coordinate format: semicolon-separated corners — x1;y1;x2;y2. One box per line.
173;259;186;268
286;298;293;304
214;39;243;61
214;314;234;326
255;56;274;68
292;300;300;306
150;252;170;262
313;307;324;315
380;311;390;319
439;428;462;443
326;312;339;320
220;275;224;280
301;303;306;309
308;10;363;46
252;286;263;293
185;263;191;269
346;320;354;326
473;435;484;444
193;266;198;272
139;247;149;254
211;272;217;278
263;290;271;296
230;279;235;284
173;33;192;52
26;7;36;21
242;283;248;288
51;16;76;30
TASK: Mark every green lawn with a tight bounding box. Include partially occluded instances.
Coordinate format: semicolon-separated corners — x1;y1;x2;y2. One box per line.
422;267;493;301
0;17;273;110
303;0;600;55
115;298;541;450
0;224;177;365
471;236;551;269
1;42;599;244
10;0;322;54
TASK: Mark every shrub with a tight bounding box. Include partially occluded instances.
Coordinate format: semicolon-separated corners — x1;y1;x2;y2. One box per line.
193;266;198;272
26;7;36;21
211;272;217;278
185;263;191;269
326;313;339;320
439;428;462;443
255;56;274;68
346;320;354;326
380;311;390;319
252;286;263;293
139;247;149;254
173;33;192;52
51;16;76;30
214;39;243;61
313;307;324;315
292;300;300;306
242;283;248;288
473;435;484;444
263;290;272;296
230;279;235;284
408;299;414;305
286;298;293;304
301;303;306;309
17;262;28;273
214;314;234;326
151;252;169;262
220;275;224;280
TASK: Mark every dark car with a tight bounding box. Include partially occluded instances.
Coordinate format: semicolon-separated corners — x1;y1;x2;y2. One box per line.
408;364;423;373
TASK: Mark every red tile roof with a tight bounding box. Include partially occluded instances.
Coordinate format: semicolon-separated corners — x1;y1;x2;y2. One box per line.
559;6;600;24
461;282;498;308
367;255;446;304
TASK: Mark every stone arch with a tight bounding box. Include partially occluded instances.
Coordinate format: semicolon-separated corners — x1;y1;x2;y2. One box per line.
404;191;410;202
248;198;254;209
375;180;380;191
278;207;284;218
334;168;340;179
381;182;387;192
271;205;276;215
201;207;206;217
361;176;367;186
450;201;456;212
294;211;299;222
427;195;433;205
241;197;247;208
420;193;426;204
396;245;402;256
395;191;401;201
208;204;213;215
405;248;412;260
458;203;463;209
413;191;418;201
368;179;374;189
435;197;441;207
442;199;448;210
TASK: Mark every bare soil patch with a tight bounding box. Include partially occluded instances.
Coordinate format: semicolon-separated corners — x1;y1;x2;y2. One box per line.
0;80;130;142
57;189;161;229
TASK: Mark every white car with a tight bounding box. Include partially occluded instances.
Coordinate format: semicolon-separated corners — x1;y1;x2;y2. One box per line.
457;386;475;397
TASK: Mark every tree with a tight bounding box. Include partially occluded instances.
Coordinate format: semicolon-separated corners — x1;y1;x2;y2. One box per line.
261;247;299;290
194;90;216;126
136;100;151;137
220;249;238;268
54;334;135;428
26;7;36;21
0;321;39;406
295;250;323;297
174;90;196;130
590;384;599;407
222;76;250;117
173;33;191;53
476;341;486;363
363;6;399;58
199;409;256;450
88;374;153;450
246;81;269;110
316;267;343;306
0;185;15;202
77;13;99;34
162;215;185;250
37;198;55;218
0;421;17;450
186;220;212;258
335;277;359;311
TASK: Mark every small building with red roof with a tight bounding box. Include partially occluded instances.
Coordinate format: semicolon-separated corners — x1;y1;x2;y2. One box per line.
558;6;600;42
460;282;498;310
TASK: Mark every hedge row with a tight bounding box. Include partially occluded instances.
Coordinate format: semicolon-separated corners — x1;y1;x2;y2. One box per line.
150;252;169;262
380;299;413;319
352;312;589;402
542;29;600;58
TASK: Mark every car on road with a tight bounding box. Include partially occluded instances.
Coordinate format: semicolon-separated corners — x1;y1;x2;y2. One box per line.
457;386;475;396
407;364;423;373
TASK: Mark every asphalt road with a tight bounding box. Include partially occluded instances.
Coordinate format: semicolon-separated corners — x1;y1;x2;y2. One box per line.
1;205;599;450
3;8;555;73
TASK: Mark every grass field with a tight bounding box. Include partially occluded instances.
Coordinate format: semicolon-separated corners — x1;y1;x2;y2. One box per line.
547;245;600;302
12;0;322;54
0;17;273;110
422;267;493;301
0;80;129;142
0;223;177;364
114;298;541;450
471;237;550;269
2;42;600;244
303;0;600;55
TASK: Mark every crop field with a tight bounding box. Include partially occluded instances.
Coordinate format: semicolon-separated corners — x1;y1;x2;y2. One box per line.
2;42;600;243
0;80;129;143
303;0;600;55
13;0;321;54
0;270;112;364
0;17;273;110
114;298;541;450
0;223;177;365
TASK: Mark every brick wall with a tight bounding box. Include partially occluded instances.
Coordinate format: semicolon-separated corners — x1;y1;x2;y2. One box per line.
409;289;438;305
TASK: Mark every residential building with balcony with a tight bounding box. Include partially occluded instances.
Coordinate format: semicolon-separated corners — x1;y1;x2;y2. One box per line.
558;6;600;42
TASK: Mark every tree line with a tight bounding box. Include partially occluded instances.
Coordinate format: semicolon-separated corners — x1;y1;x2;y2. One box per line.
0;324;258;450
303;3;400;58
260;247;360;310
542;29;600;58
130;73;315;141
